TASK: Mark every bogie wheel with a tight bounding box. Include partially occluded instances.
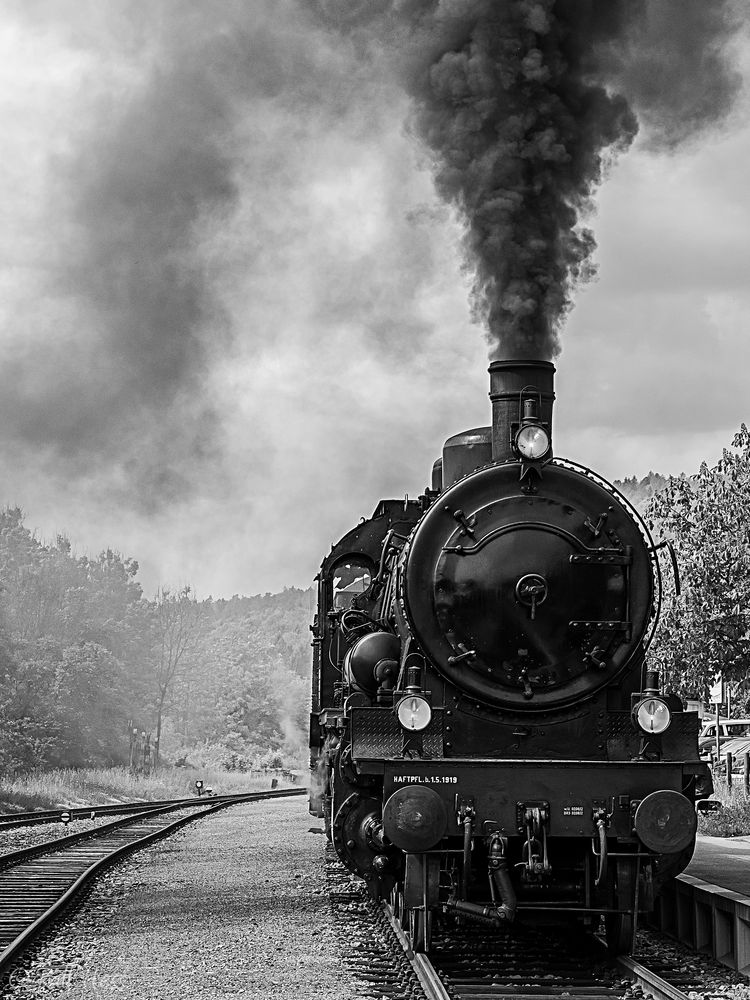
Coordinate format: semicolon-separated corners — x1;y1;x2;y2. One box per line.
323;794;332;842
390;884;405;925
605;910;633;956
605;859;635;956
407;907;433;953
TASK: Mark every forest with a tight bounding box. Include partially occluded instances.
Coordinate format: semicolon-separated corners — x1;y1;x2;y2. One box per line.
0;425;747;776
0;505;312;774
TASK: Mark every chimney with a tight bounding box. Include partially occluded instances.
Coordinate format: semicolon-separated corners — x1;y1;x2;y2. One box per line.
489;360;555;462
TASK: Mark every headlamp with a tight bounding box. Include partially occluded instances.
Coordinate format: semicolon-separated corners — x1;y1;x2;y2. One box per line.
516;424;550;460
633;697;672;735
396;694;432;732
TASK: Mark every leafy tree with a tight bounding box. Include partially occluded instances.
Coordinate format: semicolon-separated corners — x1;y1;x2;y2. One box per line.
0;635;58;771
150;586;204;767
163;590;313;766
647;425;750;706
49;643;127;767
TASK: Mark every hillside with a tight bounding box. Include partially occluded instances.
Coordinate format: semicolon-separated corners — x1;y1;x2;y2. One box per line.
613;471;668;511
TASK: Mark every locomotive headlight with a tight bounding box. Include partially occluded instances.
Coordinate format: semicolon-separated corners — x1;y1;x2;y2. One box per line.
633;697;672;735
516;424;550;460
396;695;432;731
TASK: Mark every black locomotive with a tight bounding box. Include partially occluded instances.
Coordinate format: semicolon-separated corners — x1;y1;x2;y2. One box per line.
309;359;709;953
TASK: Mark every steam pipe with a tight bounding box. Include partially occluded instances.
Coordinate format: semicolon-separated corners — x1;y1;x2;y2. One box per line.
488;834;517;922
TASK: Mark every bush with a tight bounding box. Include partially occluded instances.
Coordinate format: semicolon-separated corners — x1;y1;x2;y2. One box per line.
698;777;750;837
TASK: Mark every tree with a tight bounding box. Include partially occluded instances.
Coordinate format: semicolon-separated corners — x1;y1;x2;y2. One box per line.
151;586;204;768
615;472;668;512
647;425;750;705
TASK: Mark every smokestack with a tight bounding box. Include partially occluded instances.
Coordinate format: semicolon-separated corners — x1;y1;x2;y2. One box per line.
489;360;555;463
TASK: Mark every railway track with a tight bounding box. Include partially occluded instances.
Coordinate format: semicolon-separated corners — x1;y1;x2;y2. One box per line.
0;786;302;830
395;909;695;1000
325;845;695;1000
0;787;305;975
382;904;693;1000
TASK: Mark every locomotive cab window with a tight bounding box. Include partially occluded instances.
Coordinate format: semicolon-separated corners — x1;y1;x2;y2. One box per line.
332;562;372;609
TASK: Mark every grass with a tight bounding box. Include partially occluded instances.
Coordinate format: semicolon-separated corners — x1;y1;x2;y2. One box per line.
698;775;750;837
0;765;297;814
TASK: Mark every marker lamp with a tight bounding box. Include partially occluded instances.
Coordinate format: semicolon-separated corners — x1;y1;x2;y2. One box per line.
633;697;672;735
516;425;549;460
396;695;432;732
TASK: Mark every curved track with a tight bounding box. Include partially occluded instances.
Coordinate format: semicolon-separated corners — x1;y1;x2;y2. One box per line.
0;787;305;973
0;787;302;830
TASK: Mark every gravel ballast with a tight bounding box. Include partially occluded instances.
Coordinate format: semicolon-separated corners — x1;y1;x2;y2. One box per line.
3;796;750;1000
1;796;367;999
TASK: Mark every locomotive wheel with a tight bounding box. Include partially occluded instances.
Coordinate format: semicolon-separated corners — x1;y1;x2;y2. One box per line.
605;859;635;955
390;883;405;924
407;907;433;953
323;795;332;841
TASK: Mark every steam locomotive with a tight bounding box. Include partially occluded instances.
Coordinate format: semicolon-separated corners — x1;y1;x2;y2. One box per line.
309;359;709;954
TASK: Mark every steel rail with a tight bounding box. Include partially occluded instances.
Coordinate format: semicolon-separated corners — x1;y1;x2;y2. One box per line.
382;902;451;1000
383;901;690;1000
614;954;691;1000
0;786;305;829
0;788;304;975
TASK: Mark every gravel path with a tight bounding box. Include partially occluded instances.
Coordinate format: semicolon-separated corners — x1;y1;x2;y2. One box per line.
1;797;366;999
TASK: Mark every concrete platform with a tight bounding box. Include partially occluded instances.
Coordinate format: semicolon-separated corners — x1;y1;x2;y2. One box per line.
647;835;750;973
687;834;750;895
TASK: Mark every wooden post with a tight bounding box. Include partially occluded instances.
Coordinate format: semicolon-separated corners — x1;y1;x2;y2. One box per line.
726;752;733;788
744;752;749;793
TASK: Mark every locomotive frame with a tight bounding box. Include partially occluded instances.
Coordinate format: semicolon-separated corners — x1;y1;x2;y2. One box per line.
309;359;710;954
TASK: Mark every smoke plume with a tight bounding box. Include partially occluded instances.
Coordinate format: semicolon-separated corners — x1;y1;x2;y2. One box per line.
316;0;744;360
0;0;417;511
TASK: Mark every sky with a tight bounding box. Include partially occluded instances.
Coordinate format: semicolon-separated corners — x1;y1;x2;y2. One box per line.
0;1;748;599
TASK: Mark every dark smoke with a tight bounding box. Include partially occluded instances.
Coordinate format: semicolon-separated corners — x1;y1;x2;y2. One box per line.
601;2;745;151
315;0;743;360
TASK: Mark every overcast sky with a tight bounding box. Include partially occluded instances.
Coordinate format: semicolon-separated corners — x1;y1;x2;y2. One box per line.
0;1;748;599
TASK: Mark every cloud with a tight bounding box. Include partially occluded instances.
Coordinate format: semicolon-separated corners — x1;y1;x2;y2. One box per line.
0;2;748;595
0;0;437;512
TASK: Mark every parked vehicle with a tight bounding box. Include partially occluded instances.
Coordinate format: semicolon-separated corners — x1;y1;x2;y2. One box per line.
711;737;750;774
698;719;750;756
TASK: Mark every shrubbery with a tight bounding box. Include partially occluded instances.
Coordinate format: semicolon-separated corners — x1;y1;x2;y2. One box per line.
698;778;750;837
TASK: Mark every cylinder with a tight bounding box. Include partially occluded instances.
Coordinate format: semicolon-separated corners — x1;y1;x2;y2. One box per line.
488;360;555;462
442;427;492;488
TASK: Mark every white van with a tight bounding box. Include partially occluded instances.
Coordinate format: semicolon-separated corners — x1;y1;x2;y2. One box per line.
698;718;750;755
